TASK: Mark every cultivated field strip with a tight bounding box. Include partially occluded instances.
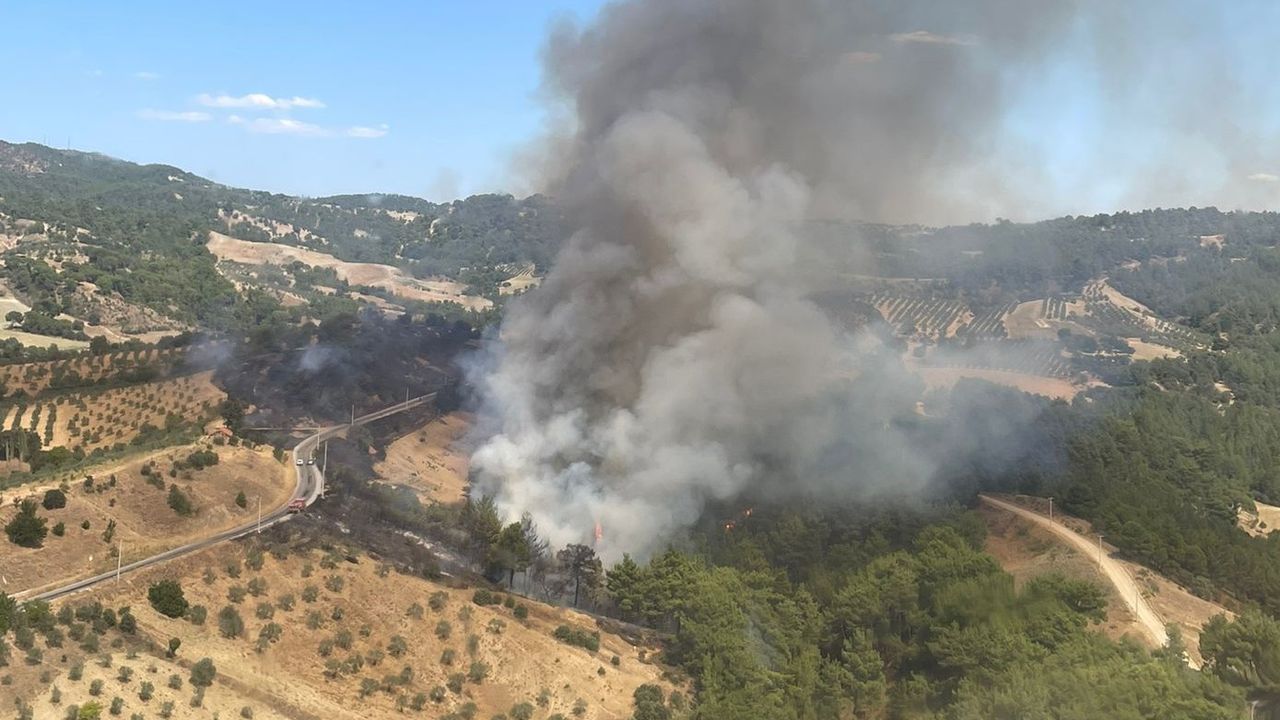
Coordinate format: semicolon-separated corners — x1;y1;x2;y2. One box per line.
925;339;1073;378
0;371;224;450
0;346;191;397
871;294;968;338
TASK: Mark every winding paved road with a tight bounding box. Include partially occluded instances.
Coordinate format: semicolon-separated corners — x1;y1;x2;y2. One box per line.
979;494;1173;653
16;394;435;603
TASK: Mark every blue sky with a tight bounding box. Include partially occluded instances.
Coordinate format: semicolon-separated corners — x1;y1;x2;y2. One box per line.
0;0;604;200
1;1;1277;218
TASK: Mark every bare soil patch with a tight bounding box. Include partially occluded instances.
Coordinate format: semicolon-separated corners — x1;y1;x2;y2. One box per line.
207;232;492;311
914;366;1093;400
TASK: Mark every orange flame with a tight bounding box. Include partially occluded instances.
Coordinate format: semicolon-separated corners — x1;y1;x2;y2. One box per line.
594;520;603;544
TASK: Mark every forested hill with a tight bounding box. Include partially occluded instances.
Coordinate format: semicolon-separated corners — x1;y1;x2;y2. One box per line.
0;140;566;327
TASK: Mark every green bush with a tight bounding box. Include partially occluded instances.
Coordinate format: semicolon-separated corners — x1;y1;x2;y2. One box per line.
552;625;600;652
189;657;216;687
42;488;67;510
166;485;193;516
217;606;244;638
471;589;500;606
147;580;188;618
5;499;47;547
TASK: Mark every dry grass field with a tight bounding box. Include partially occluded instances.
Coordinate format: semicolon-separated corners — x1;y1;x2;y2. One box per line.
0;441;291;596
5;540;675;719
373;412;471;505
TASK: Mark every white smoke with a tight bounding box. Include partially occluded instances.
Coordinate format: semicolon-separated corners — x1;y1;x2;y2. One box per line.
466;0;1265;560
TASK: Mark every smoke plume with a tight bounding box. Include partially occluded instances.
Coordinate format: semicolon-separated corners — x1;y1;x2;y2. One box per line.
466;0;1261;559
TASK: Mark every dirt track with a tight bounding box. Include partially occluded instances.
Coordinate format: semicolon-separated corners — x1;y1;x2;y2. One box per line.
978;494;1178;660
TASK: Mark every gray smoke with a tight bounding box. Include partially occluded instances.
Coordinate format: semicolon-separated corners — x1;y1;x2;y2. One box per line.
467;0;1262;559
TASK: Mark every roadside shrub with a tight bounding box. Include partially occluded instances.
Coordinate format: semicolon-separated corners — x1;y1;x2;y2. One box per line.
276;594;295;611
435;620;452;640
89;679;104;696
406;602;424;619
467;661;489;684
428;591;447;612
510;702;535;720
440;648;456;666
109;697;124;715
187;606;207;625
471;589;499;606
241;707;254;719
138;681;153;701
255;602;274;620
235;491;247;509
324;575;344;593
301;585;319;603
446;673;465;693
147;581;188;618
227;585;246;604
487;619;506;635
167;674;182;690
117;666;133;683
503;595;516;609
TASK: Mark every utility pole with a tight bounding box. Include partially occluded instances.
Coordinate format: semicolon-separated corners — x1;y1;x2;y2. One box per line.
350;404;355;425
1097;534;1104;566
116;541;122;583
322;441;328;475
256;497;262;534
1048;497;1054;524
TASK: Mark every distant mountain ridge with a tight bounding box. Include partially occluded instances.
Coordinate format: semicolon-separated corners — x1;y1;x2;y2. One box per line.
0;140;567;328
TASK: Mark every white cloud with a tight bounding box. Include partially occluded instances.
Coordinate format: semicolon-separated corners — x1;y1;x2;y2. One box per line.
137;109;211;123
228;115;328;136
197;93;326;110
134;71;161;81
890;30;978;46
346;124;389;139
1248;172;1280;183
